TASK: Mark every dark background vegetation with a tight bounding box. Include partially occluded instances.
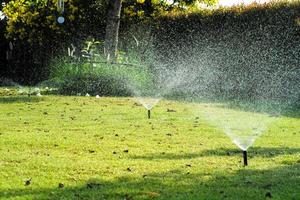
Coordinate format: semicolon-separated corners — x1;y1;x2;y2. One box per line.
151;2;300;104
0;1;299;105
0;1;9;78
0;0;108;84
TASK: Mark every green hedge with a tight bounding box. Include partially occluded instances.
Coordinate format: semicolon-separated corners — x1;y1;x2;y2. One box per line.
47;56;153;97
58;72;132;96
142;1;300;105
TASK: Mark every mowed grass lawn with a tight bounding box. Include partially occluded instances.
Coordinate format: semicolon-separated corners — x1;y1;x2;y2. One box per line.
0;89;299;200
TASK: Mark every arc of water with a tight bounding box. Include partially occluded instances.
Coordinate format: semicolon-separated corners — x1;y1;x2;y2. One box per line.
137;97;161;110
203;104;275;151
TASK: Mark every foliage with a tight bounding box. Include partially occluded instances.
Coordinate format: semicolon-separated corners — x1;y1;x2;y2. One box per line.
1;0;82;84
2;0;300;88
146;0;300;105
48;55;153;96
0;77;18;87
78;0;108;35
3;0;80;46
57;71;132;96
122;0;218;22
81;37;102;59
2;0;219;44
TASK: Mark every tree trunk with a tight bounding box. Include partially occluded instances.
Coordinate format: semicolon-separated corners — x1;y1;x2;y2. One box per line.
104;0;122;63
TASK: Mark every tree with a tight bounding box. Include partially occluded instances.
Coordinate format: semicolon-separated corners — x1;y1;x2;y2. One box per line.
104;0;218;63
2;0;81;83
3;0;80;46
104;0;122;63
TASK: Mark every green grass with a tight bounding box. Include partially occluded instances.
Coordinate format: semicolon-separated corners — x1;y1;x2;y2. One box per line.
0;89;299;200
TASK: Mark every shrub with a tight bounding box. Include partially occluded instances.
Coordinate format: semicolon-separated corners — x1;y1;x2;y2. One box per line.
48;56;152;97
58;71;132;96
0;77;18;87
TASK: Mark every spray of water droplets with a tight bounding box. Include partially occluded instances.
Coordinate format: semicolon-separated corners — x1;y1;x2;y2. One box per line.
122;14;299;150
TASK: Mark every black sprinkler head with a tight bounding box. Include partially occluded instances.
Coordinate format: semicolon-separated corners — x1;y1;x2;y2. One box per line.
243;150;248;166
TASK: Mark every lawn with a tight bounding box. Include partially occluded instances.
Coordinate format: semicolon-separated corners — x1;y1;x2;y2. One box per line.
0;88;299;200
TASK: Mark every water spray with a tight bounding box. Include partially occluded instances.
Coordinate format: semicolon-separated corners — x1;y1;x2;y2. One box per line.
203;105;276;166
136;97;160;119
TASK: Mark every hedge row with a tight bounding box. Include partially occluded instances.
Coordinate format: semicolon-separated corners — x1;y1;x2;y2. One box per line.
141;1;300;105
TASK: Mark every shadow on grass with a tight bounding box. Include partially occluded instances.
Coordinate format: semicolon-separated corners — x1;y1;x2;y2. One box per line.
130;147;300;160
0;164;299;199
0;96;44;104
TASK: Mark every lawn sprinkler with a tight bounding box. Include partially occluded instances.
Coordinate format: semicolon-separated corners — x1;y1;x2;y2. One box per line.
243;150;248;166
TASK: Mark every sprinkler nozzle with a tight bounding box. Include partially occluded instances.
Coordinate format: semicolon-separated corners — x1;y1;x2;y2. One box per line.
243;150;248;166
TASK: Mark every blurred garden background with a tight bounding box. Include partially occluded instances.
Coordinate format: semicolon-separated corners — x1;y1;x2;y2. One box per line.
0;0;299;104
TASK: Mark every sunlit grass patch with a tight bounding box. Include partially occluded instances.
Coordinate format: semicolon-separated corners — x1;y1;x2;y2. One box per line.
0;90;299;199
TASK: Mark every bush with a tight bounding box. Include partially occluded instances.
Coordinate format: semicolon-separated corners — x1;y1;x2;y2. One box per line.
48;56;153;97
58;72;132;96
0;77;19;87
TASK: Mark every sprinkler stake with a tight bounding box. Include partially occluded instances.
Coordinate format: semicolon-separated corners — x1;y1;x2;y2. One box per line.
148;110;151;119
243;150;248;166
